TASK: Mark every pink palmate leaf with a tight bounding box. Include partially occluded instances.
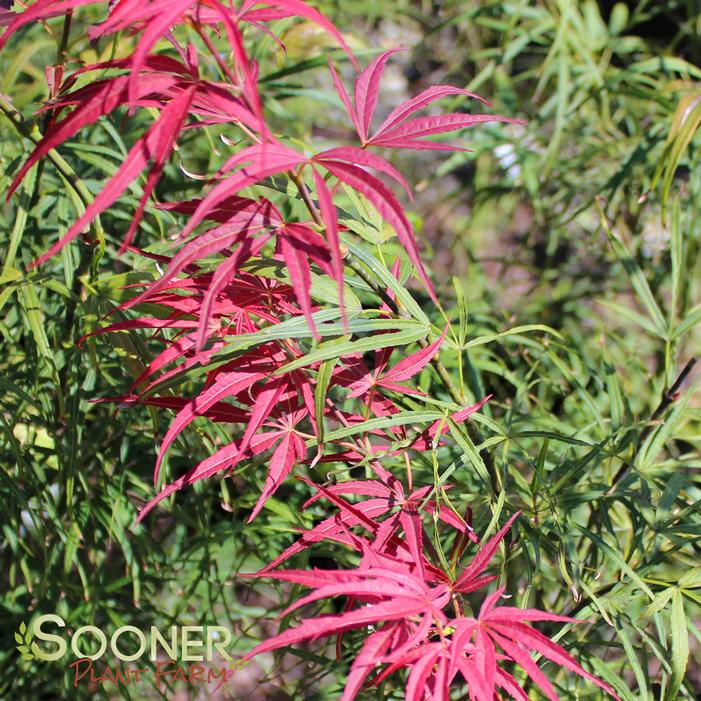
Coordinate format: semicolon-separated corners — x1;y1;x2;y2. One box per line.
445;591;620;701
136;431;279;524
246;507;616;700
118;197;280;311
453;512;520;593
259;477;465;573
248;421;307;522
329;47;524;151
343;326;448;400
243;560;450;659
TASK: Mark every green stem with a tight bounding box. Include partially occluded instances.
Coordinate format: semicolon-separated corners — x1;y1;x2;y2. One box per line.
57;10;73;67
289;169;323;227
0;96;97;217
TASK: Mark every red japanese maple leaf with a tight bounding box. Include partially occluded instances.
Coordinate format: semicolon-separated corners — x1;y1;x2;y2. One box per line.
244;510;617;701
443;588;618;701
334;326;448;416
329;47;524;150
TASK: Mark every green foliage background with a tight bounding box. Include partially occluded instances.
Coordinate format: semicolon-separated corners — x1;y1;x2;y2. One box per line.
1;1;700;699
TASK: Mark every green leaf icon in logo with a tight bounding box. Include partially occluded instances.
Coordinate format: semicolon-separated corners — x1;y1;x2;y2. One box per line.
15;621;34;661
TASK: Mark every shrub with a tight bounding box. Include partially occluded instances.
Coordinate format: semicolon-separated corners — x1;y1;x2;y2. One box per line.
1;1;699;699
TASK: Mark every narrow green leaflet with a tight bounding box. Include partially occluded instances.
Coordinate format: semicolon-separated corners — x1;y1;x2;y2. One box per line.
460;323;562;350
638;376;700;471
599;205;668;337
275;321;430;374
344;240;430;326
574;525;655;600
314;357;338;446
665;591;689;701
446;417;494;491
323;410;444;443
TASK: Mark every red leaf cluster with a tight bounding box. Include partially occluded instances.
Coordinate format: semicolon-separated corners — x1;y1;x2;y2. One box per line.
244;501;618;701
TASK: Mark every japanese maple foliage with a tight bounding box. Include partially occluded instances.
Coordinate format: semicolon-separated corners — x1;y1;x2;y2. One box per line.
244;505;618;701
2;1;613;699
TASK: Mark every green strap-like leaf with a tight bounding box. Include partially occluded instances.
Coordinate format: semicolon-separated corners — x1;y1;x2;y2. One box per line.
665;591;689;701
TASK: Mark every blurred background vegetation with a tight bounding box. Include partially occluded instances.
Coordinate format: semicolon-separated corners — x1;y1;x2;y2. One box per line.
1;0;700;698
